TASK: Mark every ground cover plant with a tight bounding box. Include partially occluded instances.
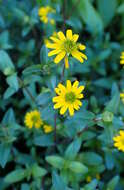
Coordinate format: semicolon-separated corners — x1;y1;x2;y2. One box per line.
0;0;124;189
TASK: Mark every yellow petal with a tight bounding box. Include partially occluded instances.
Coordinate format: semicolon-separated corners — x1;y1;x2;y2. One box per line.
50;36;60;43
48;49;61;56
57;31;66;40
60;105;68;115
68;105;74;116
71;50;83;63
66;29;72;40
66;80;72;90
54;51;66;63
54;103;62;109
73;81;79;88
65;56;69;69
46;43;58;49
77;86;85;93
120;60;124;64
78;44;86;50
73;34;79;42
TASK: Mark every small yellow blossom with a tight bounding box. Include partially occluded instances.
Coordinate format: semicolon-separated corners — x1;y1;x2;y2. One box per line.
24;110;43;129
52;80;84;116
46;29;87;69
86;176;92;183
38;6;55;24
96;174;100;180
120;93;124;103
43;125;53;133
120;51;124;65
113;130;124;152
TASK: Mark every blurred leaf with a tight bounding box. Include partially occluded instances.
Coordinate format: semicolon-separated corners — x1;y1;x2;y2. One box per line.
32;164;47;178
65;138;82;159
97;0;117;26
117;3;124;14
46;155;65;169
107;176;119;190
0;144;11;168
52;171;67;190
6;73;19;91
0;50;14;73
5;169;27;184
79;0;103;34
69;161;88;174
79;152;103;166
34;134;54;147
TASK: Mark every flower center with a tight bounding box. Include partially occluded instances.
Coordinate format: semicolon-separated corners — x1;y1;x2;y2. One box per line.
65;91;76;103
63;40;77;54
31;115;38;123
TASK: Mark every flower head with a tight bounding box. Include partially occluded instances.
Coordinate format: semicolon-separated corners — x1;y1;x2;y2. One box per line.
24;110;43;129
120;51;124;65
43;125;53;133
38;6;55;24
113;130;124;152
53;80;84;116
46;29;87;68
120;92;124;103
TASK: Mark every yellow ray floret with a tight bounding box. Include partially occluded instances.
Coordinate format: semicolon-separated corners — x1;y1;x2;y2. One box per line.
38;6;55;24
120;92;124;103
24;110;43;129
52;80;85;116
46;29;87;68
120;51;124;65
113;130;124;152
43;125;53;133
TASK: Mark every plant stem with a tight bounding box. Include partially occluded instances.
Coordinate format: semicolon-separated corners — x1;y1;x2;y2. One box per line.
67;0;80;19
54;0;67;147
18;77;36;104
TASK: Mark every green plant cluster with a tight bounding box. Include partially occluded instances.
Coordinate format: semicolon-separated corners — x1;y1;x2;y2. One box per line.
0;0;124;189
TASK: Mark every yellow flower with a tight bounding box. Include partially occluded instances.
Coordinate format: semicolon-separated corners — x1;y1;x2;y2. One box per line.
43;125;53;133
120;51;124;65
96;174;100;180
38;6;55;24
113;130;124;152
24;110;43;129
120;92;124;103
52;80;84;116
86;176;92;183
46;29;87;69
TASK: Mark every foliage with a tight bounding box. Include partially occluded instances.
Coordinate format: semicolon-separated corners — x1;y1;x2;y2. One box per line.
0;0;124;189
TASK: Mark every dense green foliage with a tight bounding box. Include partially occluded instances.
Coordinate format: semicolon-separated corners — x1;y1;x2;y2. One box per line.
0;0;124;189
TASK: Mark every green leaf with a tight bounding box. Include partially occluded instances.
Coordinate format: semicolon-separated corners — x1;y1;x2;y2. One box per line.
52;171;67;190
97;0;117;26
6;73;19;91
3;87;16;99
46;155;65;169
5;169;27;184
2;108;16;124
79;0;103;34
65;138;82;159
117;3;124;14
0;144;11;168
105;92;120;114
0;50;14;73
82;179;98;190
40;45;49;64
79;152;103;166
34;134;54;147
32;164;47;178
69;161;88;174
107;176;119;190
